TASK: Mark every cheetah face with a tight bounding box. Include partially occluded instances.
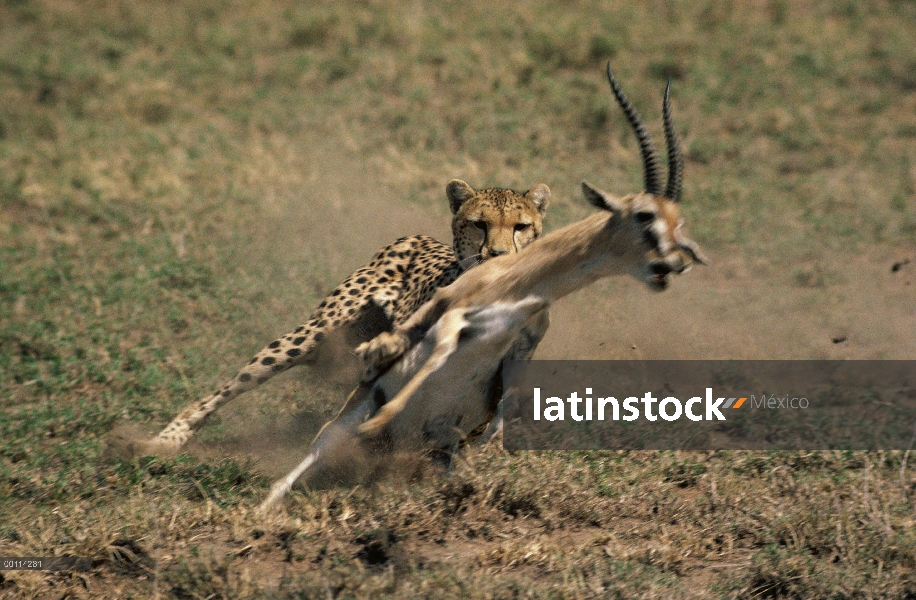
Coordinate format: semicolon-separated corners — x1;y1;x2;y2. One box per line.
581;184;707;292
446;180;550;265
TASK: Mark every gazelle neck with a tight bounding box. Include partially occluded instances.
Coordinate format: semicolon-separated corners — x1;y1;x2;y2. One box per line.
500;210;633;303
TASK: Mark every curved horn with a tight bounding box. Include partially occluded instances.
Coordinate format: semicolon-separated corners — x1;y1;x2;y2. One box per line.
605;62;662;196
663;81;683;202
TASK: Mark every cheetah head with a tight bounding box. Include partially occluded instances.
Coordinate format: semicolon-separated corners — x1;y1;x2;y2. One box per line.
447;180;550;267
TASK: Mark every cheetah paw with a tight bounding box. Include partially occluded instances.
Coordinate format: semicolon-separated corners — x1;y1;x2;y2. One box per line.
101;424;183;462
355;331;411;369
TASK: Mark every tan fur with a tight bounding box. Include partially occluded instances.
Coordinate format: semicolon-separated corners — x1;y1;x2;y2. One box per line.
355;188;705;436
144;180;550;453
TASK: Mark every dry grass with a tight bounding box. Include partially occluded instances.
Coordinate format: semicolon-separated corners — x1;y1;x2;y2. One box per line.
2;0;915;597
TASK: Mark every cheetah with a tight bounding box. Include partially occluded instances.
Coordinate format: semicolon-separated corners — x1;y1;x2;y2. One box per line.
148;179;550;452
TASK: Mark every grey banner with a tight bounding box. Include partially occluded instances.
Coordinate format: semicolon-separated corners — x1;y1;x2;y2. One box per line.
502;361;916;450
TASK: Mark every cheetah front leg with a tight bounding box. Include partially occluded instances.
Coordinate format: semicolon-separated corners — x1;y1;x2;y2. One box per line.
356;295;451;374
148;265;402;453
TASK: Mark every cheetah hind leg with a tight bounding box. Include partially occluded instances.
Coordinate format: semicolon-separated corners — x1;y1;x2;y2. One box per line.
150;335;320;452
150;301;390;453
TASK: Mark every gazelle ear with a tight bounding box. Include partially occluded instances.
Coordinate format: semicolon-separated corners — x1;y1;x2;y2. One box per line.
581;181;625;214
678;238;709;265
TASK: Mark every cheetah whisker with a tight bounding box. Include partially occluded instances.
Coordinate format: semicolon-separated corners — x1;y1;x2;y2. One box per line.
458;254;483;270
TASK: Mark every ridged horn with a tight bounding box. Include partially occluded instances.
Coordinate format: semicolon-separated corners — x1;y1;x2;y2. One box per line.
663;81;683;202
605;62;662;196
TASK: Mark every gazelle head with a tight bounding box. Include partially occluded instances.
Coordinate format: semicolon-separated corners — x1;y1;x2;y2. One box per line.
582;64;707;291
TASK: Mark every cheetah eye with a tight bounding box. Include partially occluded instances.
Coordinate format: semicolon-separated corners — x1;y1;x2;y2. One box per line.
514;223;531;232
471;220;487;234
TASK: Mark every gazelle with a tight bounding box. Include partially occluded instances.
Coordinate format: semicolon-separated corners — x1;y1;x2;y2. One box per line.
355;64;705;436
258;64;706;509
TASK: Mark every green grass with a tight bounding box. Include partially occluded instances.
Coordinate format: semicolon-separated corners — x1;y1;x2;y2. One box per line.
2;0;916;597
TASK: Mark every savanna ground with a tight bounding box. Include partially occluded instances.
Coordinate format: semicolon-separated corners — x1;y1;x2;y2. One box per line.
1;0;915;597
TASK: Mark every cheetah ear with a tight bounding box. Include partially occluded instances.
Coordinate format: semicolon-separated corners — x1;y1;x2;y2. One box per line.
581;181;625;214
446;179;476;214
525;183;551;215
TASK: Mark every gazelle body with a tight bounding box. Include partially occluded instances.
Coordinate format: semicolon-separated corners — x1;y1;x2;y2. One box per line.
356;65;705;435
259;298;547;510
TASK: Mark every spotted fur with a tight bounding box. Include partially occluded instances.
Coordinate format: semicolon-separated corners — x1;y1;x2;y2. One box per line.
150;180;550;450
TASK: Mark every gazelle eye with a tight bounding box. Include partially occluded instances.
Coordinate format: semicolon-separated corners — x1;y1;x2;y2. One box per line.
514;223;531;232
635;210;655;224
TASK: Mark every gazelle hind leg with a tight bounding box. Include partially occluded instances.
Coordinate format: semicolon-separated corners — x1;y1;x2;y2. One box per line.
476;309;550;446
259;385;382;510
258;448;322;512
